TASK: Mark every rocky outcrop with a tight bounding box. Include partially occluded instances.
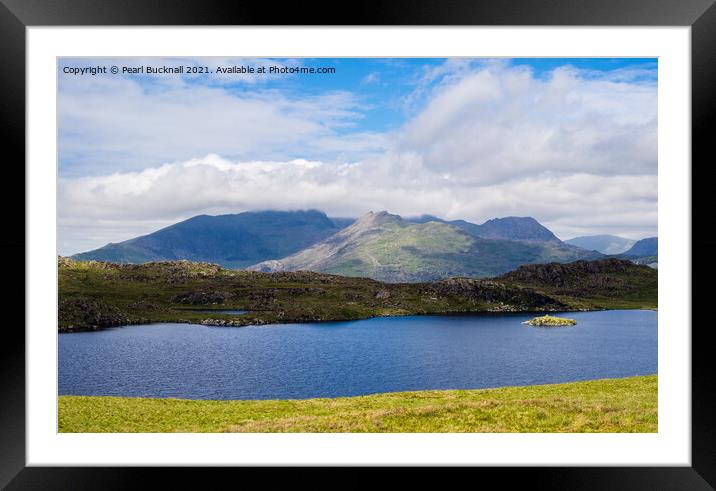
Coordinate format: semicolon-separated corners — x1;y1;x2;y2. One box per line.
428;277;568;311
171;290;233;305
499;258;636;287
496;258;657;302
58;297;141;332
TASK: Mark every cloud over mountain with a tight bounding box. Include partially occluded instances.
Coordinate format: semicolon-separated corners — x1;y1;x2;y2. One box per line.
58;59;657;255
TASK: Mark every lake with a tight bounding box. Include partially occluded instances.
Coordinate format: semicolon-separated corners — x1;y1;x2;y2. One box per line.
59;310;657;400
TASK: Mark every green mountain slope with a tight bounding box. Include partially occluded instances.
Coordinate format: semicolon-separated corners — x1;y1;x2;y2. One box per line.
249;211;601;282
72;210;346;269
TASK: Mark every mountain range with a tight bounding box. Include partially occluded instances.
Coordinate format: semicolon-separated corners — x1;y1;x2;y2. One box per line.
563;234;658;269
614;237;658;268
407;215;561;242
248;211;601;282
622;237;658;257
72;209;656;282
72;210;346;268
564;235;636;255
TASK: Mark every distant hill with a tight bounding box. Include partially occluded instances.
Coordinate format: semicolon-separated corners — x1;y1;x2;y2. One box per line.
622;237;658;257
72;210;348;268
466;216;560;242
250;211;601;282
564;235;636;255
407;215;560;242
498;258;657;309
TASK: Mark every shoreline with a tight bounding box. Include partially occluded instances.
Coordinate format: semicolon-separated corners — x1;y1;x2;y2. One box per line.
59;373;658;403
58;307;620;333
58;374;658;433
58;258;658;332
58;306;645;334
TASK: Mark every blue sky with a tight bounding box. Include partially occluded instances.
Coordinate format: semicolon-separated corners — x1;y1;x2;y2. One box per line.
58;57;658;254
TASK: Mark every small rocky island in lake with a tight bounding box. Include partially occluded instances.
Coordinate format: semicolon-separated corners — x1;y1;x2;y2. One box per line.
524;315;577;327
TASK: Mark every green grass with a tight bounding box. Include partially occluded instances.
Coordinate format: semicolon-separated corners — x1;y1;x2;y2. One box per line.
58;375;657;433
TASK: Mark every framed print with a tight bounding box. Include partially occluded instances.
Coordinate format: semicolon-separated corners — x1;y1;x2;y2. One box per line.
4;0;715;487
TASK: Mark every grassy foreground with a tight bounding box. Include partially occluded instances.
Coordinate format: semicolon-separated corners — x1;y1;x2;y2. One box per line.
58;375;657;433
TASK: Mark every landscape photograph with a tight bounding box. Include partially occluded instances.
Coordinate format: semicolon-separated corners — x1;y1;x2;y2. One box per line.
57;57;658;433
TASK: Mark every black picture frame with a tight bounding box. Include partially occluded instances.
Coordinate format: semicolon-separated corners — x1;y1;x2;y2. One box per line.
3;0;714;487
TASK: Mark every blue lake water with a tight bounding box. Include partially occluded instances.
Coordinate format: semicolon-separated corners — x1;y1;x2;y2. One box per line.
59;310;657;400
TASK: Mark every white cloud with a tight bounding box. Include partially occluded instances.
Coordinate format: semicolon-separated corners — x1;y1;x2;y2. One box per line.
58;61;658;255
397;64;657;185
58;154;656;254
59;71;386;177
360;72;380;85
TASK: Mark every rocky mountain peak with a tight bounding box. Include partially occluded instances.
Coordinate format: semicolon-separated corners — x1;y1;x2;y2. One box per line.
350;210;403;229
476;216;559;242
